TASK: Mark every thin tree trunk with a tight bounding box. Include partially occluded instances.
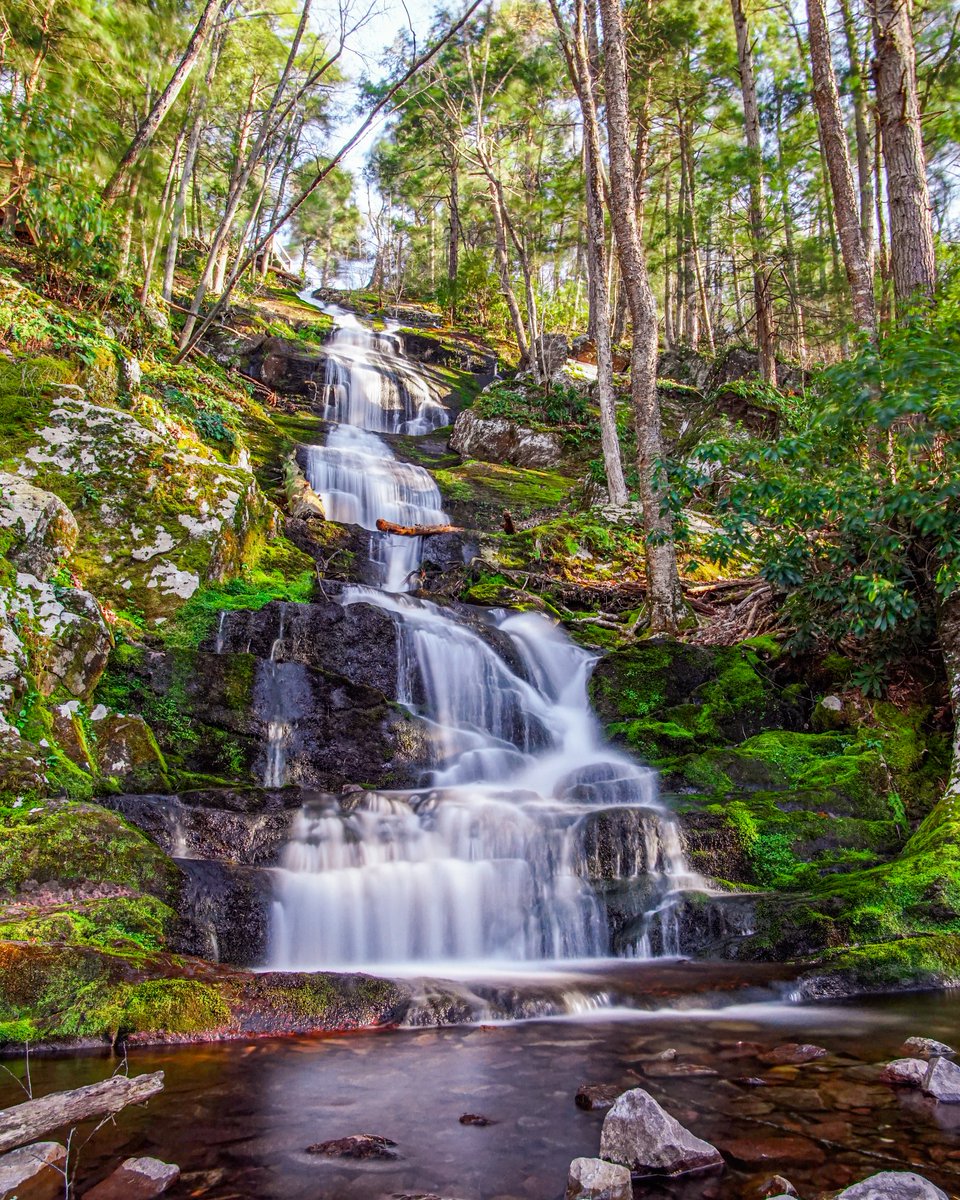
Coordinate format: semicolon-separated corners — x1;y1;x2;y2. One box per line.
870;0;936;305
488;178;530;362
838;0;875;263
663;165;675;349
103;0;224;204
807;0;877;337
597;0;685;632
140;126;186;303
730;0;777;384
774;88;806;364
874;115;893;321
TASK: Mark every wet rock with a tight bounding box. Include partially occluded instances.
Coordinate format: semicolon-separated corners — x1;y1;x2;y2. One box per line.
923;1056;960;1103
0;474;78;580
0;1140;66;1200
575;1083;623;1111
82;1156;180;1199
565;1157;631;1200
459;1113;496;1126
246;336;327;397
306;1134;400;1161
721;1134;825;1166
834;1172;948;1200
901;1036;956;1060
640;1060;719;1079
759;1043;827;1066
174;858;274;966
92;712;168;790
449;410;561;470
757;1177;799;1198
880;1058;928;1087
599;1087;722;1176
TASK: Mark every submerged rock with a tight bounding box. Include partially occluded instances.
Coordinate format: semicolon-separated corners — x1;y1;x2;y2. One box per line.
760;1043;827;1065
458;1113;496;1126
880;1058;928;1087
82;1156;180;1199
0;1140;66;1200
306;1134;400;1161
598;1087;722;1176
575;1082;623;1111
566;1157;631;1200
922;1056;960;1103
834;1172;948;1200
901;1036;956;1060
757;1177;799;1198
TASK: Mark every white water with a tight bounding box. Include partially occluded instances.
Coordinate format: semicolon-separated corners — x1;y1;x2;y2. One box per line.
268;298;702;972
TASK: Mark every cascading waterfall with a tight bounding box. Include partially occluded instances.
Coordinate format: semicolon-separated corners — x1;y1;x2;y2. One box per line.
265;299;703;971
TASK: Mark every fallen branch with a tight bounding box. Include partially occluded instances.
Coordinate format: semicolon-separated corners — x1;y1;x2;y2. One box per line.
376;518;463;537
0;1072;165;1154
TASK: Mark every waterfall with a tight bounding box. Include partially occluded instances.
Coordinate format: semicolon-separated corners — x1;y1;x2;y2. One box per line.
264;299;703;971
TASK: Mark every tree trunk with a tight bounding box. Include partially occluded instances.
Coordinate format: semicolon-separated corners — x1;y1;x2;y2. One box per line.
597;0;686;633
447;153;460;316
838;0;875;263
870;0;936;306
730;0;777;384
807;0;877;337
487;177;530;362
0;1073;165;1155
103;0;224;204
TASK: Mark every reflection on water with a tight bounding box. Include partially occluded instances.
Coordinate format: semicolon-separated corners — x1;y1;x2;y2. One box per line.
5;988;960;1199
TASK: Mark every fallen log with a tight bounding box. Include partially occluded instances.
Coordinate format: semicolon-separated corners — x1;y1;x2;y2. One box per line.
376;518;463;537
0;1072;165;1155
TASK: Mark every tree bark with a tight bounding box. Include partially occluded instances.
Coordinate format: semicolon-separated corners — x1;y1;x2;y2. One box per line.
730;0;777;384
807;0;877;337
103;0;224;204
597;0;686;632
870;0;936;306
0;1073;165;1155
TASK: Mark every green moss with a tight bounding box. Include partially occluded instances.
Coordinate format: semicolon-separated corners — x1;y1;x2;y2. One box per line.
436;460;574;516
119;978;231;1036
0;894;175;955
0;354;74;460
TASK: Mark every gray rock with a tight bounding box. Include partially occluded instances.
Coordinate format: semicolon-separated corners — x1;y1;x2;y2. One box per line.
82;1156;180;1199
923;1056;960;1102
834;1171;948;1200
901;1036;956;1060
450;409;562;469
529;332;570;381
0;474;78;580
0;1140;66;1200
566;1157;632;1200
880;1058;928;1087
599;1087;723;1176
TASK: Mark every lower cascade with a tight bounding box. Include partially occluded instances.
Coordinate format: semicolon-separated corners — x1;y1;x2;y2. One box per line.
262;302;704;973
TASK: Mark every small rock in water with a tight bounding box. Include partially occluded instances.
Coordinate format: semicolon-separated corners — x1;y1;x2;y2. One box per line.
654;1048;678;1061
565;1157;631;1200
721;1134;824;1167
922;1057;960;1103
901;1036;957;1060
576;1083;622;1111
880;1058;928;1087
459;1113;496;1126
599;1087;722;1176
641;1061;719;1079
835;1171;949;1199
757;1176;799;1198
81;1157;180;1199
759;1043;828;1066
0;1140;66;1200
306;1134;400;1160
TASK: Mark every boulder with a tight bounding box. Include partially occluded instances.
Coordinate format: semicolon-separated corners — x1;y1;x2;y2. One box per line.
82;1156;179;1199
880;1058;928;1087
757;1178;799;1199
0;1140;66;1200
901;1036;956;1060
305;1134;400;1160
529;332;570;381
598;1087;722;1176
834;1172;948;1200
92;712;168;789
0;474;78;580
922;1056;960;1103
566;1157;632;1200
449;409;562;470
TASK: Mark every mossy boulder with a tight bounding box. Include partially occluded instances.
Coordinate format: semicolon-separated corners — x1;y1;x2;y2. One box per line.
0;473;78;580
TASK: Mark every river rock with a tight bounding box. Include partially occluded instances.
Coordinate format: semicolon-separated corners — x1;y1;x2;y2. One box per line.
759;1043;827;1065
306;1134;400;1160
0;1141;66;1200
449;409;562;469
598;1087;722;1176
757;1177;799;1198
922;1056;960;1102
901;1036;956;1060
880;1058;928;1087
834;1172;949;1200
82;1156;180;1199
575;1083;622;1111
0;474;78;580
722;1134;824;1166
566;1157;631;1200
